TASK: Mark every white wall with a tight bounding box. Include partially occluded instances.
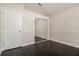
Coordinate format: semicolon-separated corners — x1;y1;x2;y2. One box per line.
22;9;49;46
50;5;79;48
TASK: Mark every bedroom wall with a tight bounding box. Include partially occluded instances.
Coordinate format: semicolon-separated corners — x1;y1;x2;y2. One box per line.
22;9;49;46
50;5;79;48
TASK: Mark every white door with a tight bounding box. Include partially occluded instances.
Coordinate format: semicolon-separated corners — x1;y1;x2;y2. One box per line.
1;8;22;50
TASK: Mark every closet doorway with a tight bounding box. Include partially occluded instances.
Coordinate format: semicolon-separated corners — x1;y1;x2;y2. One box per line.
35;17;49;42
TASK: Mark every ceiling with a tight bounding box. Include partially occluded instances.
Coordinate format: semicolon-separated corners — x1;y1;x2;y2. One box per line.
25;3;78;16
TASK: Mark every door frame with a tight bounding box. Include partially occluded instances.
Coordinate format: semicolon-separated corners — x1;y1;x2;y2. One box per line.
34;17;49;42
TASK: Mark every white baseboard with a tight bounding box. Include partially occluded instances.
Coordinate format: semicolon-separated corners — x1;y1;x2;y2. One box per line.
0;52;1;55
50;38;79;48
22;40;48;47
0;50;4;55
22;42;34;47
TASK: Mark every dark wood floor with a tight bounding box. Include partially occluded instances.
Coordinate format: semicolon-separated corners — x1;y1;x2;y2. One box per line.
1;40;79;56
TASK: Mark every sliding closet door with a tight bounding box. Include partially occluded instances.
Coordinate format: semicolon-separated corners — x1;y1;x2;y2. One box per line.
35;18;48;42
1;8;23;50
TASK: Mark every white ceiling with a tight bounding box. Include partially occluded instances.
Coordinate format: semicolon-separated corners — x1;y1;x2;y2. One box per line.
41;3;78;16
25;3;78;16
